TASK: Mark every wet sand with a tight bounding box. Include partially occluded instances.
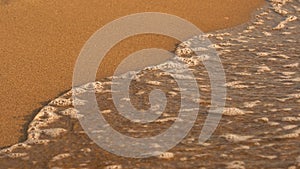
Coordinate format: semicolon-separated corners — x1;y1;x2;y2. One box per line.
0;0;265;148
1;0;300;167
1;0;300;168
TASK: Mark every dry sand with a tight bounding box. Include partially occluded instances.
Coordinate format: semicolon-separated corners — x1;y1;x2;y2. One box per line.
0;0;265;148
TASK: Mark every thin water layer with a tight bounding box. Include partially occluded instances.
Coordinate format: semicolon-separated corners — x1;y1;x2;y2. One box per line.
0;0;299;168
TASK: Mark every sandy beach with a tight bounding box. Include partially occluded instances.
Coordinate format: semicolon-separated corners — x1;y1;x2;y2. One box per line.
0;0;265;148
1;0;300;168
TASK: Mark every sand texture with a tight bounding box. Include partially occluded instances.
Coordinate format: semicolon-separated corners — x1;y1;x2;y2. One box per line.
0;0;265;148
1;0;300;168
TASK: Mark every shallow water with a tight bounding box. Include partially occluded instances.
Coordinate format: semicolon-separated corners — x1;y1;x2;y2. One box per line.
0;0;300;168
0;0;265;147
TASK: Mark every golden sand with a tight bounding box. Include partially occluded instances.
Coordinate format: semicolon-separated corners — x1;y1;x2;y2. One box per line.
0;0;265;147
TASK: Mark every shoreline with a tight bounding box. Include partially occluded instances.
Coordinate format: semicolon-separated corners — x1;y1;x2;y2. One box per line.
0;0;265;148
1;0;300;167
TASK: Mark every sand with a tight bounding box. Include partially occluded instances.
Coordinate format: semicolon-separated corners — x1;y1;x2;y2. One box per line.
1;0;300;168
0;0;265;148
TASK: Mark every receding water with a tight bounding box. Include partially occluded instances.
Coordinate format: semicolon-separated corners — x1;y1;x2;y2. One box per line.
0;0;299;168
